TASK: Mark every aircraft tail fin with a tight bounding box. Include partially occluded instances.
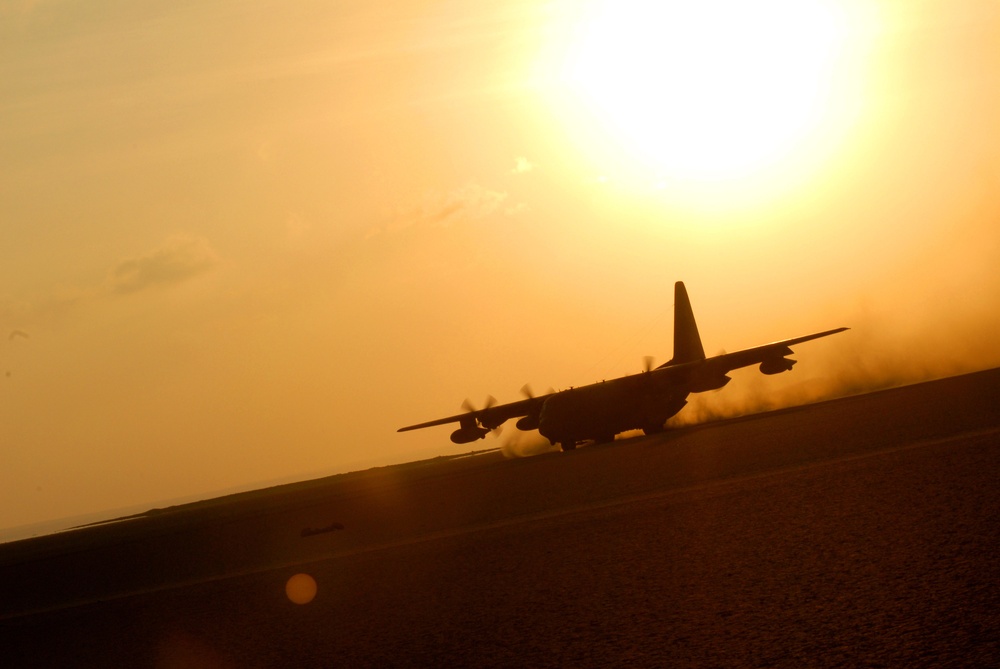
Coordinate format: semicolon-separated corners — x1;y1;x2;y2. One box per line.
666;281;706;366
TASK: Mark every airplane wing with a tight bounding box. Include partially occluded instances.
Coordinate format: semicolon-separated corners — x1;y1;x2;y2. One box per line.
708;326;847;371
398;327;847;433
397;396;544;433
656;326;848;385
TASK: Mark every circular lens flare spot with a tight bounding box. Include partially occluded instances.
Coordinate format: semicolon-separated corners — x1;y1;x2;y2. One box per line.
285;573;318;604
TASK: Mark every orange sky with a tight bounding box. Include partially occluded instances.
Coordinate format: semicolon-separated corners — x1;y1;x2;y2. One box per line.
2;0;1000;536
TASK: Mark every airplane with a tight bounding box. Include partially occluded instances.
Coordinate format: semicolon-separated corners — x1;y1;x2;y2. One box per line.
398;282;848;451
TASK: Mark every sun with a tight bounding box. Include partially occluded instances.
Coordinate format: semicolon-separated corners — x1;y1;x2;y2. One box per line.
547;0;860;191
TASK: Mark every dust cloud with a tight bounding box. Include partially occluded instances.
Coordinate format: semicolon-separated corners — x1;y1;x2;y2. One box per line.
490;214;1000;446
498;287;1000;447
672;279;1000;427
499;430;559;458
500;262;1000;440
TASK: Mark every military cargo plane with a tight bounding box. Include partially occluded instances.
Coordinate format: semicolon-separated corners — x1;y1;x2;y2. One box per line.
398;282;847;451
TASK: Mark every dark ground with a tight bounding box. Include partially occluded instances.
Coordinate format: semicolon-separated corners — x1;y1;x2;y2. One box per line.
2;369;999;668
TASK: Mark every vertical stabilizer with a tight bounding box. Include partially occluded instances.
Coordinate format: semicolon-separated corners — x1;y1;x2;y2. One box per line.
668;281;706;365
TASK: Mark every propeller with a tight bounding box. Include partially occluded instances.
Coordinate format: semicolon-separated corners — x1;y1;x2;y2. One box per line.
521;384;555;399
462;395;502;437
461;395;497;413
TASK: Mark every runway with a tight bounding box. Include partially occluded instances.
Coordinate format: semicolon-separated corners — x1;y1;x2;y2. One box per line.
2;368;999;667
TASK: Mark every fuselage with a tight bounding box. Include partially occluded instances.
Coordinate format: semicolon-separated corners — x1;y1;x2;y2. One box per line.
538;373;689;446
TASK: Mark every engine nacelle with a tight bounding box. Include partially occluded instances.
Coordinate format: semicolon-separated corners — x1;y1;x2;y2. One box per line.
516;415;540;431
450;426;489;444
689;374;731;393
759;357;796;375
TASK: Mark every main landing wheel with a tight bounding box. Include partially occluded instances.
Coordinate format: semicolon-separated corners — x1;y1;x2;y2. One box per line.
561;441;577;451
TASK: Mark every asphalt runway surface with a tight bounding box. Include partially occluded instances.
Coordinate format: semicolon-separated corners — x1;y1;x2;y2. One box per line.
2;369;999;667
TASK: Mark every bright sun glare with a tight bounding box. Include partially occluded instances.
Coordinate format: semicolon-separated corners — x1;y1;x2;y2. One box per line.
554;0;856;187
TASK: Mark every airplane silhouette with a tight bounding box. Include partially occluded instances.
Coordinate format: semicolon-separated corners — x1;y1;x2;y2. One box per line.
399;282;848;451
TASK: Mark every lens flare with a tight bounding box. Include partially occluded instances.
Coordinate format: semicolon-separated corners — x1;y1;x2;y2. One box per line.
285;573;318;604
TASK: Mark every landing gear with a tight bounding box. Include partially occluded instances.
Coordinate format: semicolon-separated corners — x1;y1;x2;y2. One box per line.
560;441;577;452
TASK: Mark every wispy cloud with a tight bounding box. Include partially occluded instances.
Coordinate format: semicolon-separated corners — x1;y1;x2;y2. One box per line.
430;183;508;225
108;235;219;294
371;183;514;237
511;156;534;174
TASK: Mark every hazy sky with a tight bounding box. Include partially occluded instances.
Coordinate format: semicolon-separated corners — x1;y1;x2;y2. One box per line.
2;0;999;535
